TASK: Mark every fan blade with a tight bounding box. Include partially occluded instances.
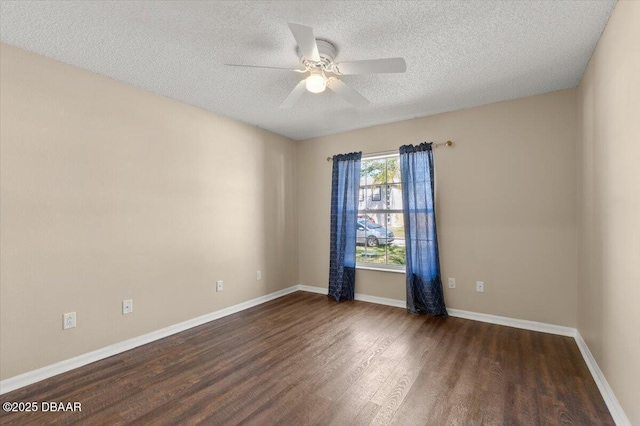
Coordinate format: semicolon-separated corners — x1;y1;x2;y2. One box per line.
225;64;306;72
288;23;320;62
280;80;307;108
334;58;406;75
327;78;370;108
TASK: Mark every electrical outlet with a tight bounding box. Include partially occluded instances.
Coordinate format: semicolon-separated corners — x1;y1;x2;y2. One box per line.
448;278;456;288
216;280;223;292
122;299;133;315
476;281;485;293
63;312;76;330
256;270;262;280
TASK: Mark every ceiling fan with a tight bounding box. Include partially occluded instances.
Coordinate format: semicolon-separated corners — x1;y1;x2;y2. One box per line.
225;23;407;108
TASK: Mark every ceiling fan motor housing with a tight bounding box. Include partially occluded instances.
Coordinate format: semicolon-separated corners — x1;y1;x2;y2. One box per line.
298;39;337;72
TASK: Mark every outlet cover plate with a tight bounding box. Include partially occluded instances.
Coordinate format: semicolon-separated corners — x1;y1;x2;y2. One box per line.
216;280;223;292
63;312;76;330
476;281;485;293
448;278;456;288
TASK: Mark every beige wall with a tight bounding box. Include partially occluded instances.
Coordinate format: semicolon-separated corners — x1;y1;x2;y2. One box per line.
298;89;578;327
577;1;640;423
0;44;298;380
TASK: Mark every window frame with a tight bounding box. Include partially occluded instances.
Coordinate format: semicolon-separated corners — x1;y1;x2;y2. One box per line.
356;152;406;273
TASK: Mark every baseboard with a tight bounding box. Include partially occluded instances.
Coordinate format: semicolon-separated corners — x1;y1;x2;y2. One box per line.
446;308;576;337
298;285;628;425
298;284;326;295
299;285;573;336
353;292;406;308
574;331;632;426
0;285;300;395
298;285;407;308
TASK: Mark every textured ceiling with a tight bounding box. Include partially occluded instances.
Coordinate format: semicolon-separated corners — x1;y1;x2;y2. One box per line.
0;1;615;140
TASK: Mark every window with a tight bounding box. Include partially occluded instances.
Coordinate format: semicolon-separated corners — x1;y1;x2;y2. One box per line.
357;154;405;271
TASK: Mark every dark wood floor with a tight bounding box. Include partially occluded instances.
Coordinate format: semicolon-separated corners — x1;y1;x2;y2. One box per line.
0;291;613;425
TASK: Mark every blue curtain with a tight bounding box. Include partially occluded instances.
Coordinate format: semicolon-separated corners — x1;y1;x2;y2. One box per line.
328;152;362;301
399;143;447;316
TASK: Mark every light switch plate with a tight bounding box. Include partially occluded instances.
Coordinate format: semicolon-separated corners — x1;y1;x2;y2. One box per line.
122;299;133;315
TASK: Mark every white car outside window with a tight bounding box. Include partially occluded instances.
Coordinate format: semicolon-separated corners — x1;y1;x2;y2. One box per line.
356;219;395;247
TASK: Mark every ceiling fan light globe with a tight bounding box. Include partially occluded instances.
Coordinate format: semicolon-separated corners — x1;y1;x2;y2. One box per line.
306;73;327;93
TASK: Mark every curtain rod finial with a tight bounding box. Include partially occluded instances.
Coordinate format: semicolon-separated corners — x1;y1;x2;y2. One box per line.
327;157;332;162
434;140;453;148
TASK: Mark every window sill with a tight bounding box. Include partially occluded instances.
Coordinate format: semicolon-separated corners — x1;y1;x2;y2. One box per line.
356;265;406;274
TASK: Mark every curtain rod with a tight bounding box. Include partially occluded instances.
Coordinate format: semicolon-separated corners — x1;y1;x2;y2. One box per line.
326;140;453;162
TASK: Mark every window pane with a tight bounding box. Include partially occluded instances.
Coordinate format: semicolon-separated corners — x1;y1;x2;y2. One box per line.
357;213;385;264
358;187;367;211
387;157;401;183
358;213;385;226
357;213;386;264
386;184;403;210
367;186;384;209
388;213;405;239
385;213;405;265
362;159;386;185
387;240;406;265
